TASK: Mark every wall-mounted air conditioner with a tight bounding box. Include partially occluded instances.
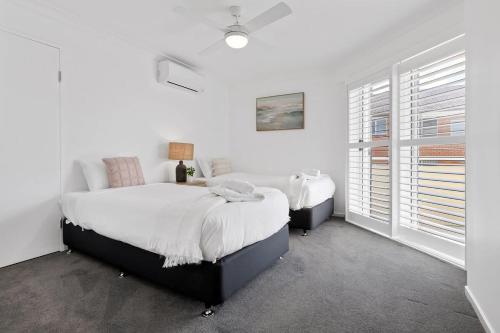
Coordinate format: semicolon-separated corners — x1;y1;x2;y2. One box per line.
157;60;204;93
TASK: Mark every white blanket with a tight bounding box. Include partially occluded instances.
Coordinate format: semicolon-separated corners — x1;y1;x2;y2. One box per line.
60;183;289;266
151;193;225;267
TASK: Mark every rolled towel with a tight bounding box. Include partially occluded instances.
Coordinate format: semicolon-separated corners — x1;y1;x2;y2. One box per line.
220;179;256;194
209;186;264;202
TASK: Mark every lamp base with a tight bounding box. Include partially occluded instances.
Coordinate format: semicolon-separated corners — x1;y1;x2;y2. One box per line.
176;161;187;182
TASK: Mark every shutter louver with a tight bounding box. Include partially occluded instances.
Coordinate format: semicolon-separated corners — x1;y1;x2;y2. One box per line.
348;77;391;224
399;51;466;244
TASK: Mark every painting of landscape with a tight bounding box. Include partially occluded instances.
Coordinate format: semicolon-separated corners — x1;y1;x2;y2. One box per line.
256;93;304;131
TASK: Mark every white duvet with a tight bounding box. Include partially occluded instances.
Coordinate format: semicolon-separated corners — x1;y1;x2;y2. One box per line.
207;172;336;210
60;183;289;267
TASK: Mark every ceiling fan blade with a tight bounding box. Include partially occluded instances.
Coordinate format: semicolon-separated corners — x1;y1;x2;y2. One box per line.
198;39;227;56
244;2;292;33
250;36;271;49
173;6;227;33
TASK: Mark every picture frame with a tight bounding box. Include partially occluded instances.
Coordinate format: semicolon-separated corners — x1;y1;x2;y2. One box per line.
256;92;305;131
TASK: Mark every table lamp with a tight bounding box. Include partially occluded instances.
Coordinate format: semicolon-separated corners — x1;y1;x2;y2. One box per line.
168;142;194;182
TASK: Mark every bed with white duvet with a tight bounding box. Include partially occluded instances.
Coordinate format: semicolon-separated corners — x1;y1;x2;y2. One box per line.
205;171;335;234
61;183;289;267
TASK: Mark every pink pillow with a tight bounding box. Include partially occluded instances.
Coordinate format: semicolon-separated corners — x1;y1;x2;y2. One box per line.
102;157;145;188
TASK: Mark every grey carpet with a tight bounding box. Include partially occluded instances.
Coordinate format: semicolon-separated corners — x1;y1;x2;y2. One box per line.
0;219;483;333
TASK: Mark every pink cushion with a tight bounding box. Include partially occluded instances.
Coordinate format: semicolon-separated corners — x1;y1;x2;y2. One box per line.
102;157;145;188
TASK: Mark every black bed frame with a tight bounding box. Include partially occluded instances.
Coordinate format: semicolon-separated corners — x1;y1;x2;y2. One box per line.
288;197;334;236
62;219;289;316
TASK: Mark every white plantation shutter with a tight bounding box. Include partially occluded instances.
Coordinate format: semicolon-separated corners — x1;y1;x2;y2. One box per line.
346;36;466;265
348;75;391;228
399;45;466;244
400;51;466;140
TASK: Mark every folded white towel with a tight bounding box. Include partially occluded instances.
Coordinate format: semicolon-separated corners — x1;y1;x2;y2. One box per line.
220;179;256;194
209;186;264;202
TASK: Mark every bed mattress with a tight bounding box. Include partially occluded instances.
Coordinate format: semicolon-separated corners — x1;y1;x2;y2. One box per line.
207;172;335;209
60;183;289;263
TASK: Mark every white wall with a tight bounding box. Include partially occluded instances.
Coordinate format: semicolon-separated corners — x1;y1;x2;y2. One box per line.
465;0;500;331
228;71;347;215
0;1;230;193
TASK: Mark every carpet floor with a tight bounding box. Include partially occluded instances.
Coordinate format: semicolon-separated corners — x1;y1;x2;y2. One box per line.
0;219;483;333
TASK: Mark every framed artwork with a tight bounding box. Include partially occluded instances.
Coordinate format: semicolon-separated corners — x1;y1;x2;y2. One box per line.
256;92;304;131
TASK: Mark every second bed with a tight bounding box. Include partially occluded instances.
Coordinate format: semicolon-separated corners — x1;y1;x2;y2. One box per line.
207;172;336;234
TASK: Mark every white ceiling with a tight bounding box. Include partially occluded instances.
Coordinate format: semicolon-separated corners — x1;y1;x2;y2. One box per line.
35;0;461;83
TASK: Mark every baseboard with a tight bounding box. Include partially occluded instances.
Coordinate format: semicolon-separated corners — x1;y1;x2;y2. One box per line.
465;286;494;333
333;210;345;218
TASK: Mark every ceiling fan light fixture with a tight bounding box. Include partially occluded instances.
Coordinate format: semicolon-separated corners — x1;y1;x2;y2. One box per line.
225;31;248;49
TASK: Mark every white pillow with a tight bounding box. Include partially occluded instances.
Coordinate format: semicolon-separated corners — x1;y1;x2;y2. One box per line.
212;158;232;177
78;159;109;191
197;157;213;179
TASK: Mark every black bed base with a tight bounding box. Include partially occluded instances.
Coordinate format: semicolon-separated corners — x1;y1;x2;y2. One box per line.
63;221;289;310
288;197;334;234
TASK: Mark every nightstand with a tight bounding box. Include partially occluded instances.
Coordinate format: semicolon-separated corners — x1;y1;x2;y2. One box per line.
176;179;207;187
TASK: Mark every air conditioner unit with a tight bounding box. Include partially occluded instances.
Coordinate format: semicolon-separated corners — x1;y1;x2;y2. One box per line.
157;60;204;93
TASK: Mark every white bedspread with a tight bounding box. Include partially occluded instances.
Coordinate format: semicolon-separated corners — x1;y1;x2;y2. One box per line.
60;183;289;266
207;172;335;210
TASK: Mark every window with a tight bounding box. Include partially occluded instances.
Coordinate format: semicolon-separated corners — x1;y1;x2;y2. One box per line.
450;120;465;136
348;76;391;232
372;118;388;136
399;48;466;245
419;119;437;137
346;36;466;265
399;48;466;141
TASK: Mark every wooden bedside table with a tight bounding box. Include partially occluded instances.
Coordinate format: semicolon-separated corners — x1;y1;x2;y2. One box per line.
176;179;207;187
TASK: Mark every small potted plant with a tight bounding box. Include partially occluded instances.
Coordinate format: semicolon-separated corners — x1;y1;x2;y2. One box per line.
186;166;195;183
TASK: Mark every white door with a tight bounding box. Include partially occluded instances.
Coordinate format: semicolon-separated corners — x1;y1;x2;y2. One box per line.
0;30;61;267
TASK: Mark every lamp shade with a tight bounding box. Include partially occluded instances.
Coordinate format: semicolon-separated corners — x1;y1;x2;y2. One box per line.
168;142;194;160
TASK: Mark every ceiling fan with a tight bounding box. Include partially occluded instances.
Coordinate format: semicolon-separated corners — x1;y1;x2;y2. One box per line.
174;2;292;55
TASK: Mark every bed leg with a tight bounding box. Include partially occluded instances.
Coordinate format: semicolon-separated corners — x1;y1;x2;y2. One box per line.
302;229;309;237
201;303;215;317
119;272;127;278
